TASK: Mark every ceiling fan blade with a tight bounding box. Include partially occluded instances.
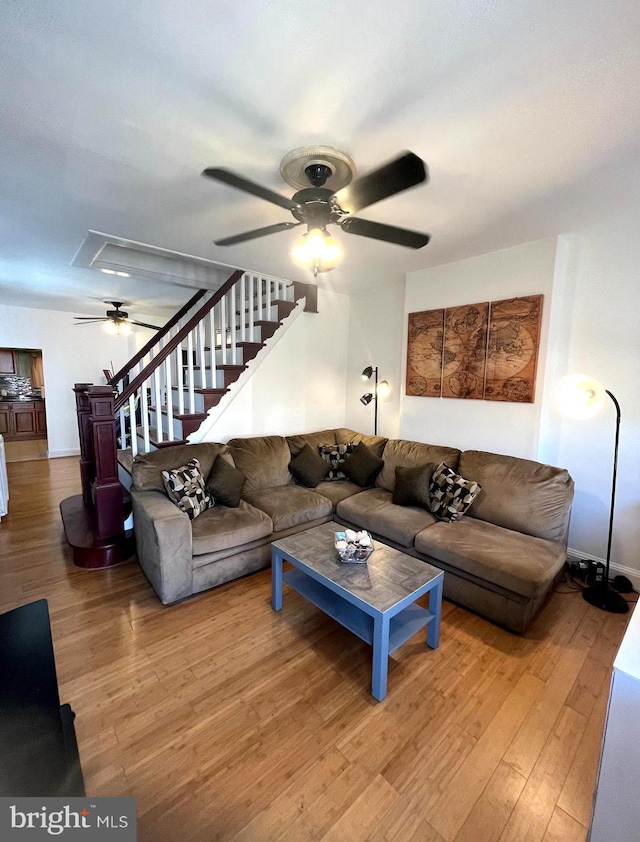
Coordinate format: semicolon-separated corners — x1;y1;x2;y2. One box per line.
215;221;301;246
202;168;299;211
340;217;430;249
332;151;427;214
74;317;107;322
130;319;162;330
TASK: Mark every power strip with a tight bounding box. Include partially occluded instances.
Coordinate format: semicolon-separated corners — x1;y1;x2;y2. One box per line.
568;558;605;586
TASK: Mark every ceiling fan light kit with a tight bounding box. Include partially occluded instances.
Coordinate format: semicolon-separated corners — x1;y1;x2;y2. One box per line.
292;227;341;276
202;146;431;275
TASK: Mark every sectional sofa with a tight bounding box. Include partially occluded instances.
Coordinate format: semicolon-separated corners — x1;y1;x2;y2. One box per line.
130;427;575;632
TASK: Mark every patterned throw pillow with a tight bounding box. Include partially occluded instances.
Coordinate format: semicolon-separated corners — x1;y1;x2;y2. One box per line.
318;442;357;481
429;462;481;522
162;458;212;520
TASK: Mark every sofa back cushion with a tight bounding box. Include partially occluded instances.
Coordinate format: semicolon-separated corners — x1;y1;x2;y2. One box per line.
286;429;339;457
132;443;230;492
228;435;292;493
335;428;388;458
458;450;575;544
377;439;461;492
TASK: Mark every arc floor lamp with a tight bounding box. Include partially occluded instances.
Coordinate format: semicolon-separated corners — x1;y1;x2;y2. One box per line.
360;366;390;436
557;374;628;614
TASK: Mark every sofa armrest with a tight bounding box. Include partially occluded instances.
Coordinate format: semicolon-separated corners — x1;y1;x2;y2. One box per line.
131;489;193;605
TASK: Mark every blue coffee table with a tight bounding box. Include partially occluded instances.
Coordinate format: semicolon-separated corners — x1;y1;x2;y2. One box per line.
271;521;444;701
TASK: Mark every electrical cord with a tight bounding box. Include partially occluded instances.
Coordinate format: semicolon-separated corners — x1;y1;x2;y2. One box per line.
555;566;639;603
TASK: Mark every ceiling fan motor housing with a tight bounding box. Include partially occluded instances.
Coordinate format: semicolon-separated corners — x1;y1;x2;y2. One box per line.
291;188;342;227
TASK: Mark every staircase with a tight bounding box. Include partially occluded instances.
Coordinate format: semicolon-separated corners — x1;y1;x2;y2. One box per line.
63;268;317;568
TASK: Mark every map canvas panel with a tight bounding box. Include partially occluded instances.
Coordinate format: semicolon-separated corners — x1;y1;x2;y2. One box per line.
484;294;543;403
441;302;489;399
406;309;444;396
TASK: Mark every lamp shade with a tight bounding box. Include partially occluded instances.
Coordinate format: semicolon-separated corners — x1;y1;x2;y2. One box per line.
556;374;607;420
360;393;373;405
377;379;390;397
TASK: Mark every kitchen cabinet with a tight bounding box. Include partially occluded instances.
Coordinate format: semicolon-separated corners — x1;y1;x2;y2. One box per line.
0;349;16;375
0;401;47;441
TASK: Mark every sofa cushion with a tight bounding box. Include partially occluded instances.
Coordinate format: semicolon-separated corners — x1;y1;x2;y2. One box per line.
243;485;333;532
191;500;273;558
336;487;437;547
289;444;331;488
228;435;292;494
342;442;384;488
377;439;461;492
287;429;339;457
392;463;434;508
162;458;213;520
414;517;567;599
314;480;364;506
335;428;388;458
458;450;575;543
318;442;357;480
205;455;246;507
132;442;229;492
429;463;482;522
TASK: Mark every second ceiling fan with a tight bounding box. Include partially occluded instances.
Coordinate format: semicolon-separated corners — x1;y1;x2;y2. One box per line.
202;147;431;275
73;302;161;334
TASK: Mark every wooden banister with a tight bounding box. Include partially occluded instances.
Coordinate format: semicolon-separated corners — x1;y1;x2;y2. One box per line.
109;288;208;387
115;269;243;411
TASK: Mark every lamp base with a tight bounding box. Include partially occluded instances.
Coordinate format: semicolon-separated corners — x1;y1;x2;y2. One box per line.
582;583;629;614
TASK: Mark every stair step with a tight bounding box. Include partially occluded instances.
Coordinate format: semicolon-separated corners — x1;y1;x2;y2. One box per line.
140;426;187;448
254;320;281;340
214;341;264;363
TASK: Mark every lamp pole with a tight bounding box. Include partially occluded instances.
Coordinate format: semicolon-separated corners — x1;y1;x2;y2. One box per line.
604;390;620;577
582;389;627;613
373;366;379;436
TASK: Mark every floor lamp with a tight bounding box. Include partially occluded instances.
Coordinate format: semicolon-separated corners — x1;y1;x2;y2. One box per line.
557;374;628;614
360;366;390;436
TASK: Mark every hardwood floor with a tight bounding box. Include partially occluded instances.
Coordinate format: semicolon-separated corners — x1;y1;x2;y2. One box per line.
0;456;632;841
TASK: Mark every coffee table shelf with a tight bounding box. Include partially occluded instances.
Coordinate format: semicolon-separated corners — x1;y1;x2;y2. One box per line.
283;568;435;654
272;522;444;701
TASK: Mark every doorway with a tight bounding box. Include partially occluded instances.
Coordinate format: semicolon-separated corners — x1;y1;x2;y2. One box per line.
0;347;48;463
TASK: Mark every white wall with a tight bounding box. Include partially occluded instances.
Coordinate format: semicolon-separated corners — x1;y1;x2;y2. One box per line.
195;288;351;442
539;215;640;577
0;304;135;456
344;274;406;439
400;238;558;456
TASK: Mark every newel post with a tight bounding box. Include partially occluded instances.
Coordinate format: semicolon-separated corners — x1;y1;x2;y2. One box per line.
87;385;124;540
73;383;95;509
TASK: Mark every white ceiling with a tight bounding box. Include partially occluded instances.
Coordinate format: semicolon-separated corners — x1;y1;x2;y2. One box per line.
2;0;640;321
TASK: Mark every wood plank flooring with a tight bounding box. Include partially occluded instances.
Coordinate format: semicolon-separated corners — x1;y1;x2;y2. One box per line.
0;456;632;841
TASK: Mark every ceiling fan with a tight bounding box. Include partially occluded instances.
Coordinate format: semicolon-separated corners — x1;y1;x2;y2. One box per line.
202;147;431;275
73;302;161;334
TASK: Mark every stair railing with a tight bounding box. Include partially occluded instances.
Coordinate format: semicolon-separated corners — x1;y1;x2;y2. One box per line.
113;270;294;454
73;272;314;540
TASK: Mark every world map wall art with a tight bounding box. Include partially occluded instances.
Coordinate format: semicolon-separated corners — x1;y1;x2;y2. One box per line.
405;294;543;403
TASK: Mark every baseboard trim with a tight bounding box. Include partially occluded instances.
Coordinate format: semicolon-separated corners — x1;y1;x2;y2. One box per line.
48;449;81;458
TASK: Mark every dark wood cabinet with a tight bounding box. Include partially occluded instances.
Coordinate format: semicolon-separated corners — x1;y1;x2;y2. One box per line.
36;404;47;435
0;349;16;375
0;405;10;436
0;400;47;441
